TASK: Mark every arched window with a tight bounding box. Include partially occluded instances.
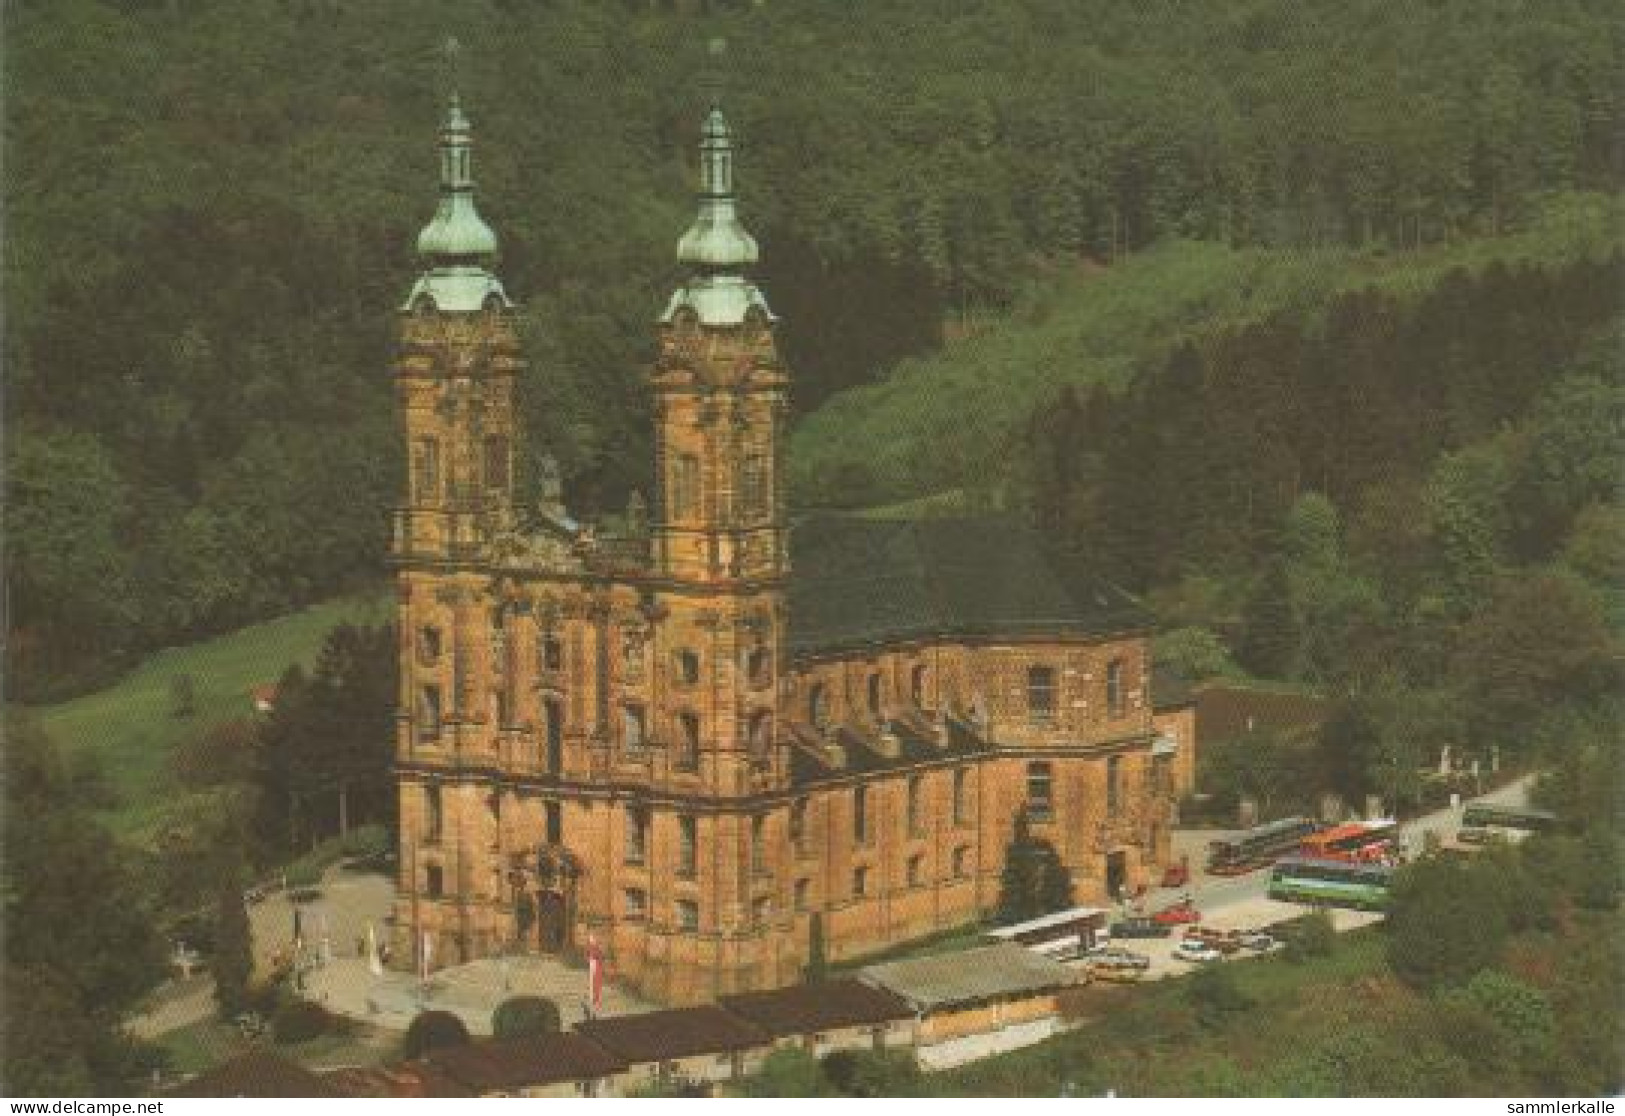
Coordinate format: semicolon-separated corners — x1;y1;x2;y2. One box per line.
539;630;564;672
910;663;928;707
808;683;829;728
746;646;771;688
1026;761;1054;821
1106;659;1125;717
484;434;510;495
671;453;700;520
412;437;440;502
867;672;883;721
675;649;701;685
1027;666;1056;724
747;710;772;754
907;774;924;835
425;783;443;842
543;698;563;773
739;453;768;520
676;711;700;771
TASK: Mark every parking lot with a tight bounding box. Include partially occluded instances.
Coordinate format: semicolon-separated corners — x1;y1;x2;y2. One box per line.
1069;893;1384;983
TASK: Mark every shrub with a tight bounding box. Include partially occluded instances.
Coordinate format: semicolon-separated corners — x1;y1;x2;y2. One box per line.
491;996;561;1038
1186;964;1255;1030
736;1048;838;1097
1285;907;1336;961
821;1048;925;1097
402;1010;470;1060
272;997;335;1044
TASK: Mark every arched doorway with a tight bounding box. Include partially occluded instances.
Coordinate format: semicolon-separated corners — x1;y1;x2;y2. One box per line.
537;890;568;953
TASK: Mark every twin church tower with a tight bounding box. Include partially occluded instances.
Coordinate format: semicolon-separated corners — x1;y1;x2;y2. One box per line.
390;88;1188;1003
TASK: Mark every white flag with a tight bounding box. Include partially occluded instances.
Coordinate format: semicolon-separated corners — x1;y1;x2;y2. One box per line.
367;922;383;977
421;930;433;981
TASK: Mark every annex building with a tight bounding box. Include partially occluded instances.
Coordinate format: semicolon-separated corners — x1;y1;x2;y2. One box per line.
390;92;1195;1004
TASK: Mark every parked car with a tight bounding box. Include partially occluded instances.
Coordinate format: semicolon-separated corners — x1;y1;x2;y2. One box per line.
1152;900;1202;926
1161;858;1191;888
1085;945;1151;970
1183;926;1244;954
1172;939;1224;963
1239;931;1278;952
1110;917;1172;939
1089;959;1147;983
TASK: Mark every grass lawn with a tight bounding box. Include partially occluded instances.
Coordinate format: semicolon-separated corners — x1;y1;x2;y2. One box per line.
26;589;390;841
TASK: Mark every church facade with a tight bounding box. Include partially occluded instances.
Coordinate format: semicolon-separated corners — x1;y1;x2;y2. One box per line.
390;95;1191;1005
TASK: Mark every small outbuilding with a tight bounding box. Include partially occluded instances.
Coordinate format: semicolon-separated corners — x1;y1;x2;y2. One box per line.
576;1004;772;1093
719;978;916;1057
860;941;1084;1069
421;1032;628;1097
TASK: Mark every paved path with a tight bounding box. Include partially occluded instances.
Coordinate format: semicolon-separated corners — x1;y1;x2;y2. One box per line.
302;955;656;1035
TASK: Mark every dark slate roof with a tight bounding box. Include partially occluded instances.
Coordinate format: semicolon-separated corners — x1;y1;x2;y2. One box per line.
1196;684;1329;744
789;515;1150;657
170;1051;345;1098
424;1034;626;1090
719;979;914;1037
1151;663;1196;711
576;1004;769;1063
322;1064;476;1098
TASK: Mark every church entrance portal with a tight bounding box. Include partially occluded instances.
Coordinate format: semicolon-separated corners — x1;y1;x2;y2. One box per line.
537;890;568;953
1106;850;1127;900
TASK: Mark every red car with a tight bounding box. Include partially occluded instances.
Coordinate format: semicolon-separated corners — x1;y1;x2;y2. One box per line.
1161;857;1191;888
1152;899;1202;925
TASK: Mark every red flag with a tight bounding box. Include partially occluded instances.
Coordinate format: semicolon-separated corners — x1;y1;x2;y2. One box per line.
586;935;604;1014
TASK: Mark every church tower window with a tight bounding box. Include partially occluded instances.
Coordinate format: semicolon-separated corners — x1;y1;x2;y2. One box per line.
420;685;443;743
809;683;829;729
671;453;700;520
413;437;440;502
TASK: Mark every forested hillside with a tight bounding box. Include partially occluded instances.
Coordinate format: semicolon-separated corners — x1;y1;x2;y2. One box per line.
7;0;1622;698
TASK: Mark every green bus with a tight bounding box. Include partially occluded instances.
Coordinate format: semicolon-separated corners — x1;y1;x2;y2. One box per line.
1461;803;1556;833
1267;856;1393;910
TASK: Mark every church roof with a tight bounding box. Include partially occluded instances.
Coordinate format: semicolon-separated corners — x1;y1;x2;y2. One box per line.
788;515;1151;658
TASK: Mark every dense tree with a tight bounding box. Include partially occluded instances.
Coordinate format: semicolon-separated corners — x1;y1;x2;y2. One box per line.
8;0;1622;696
1387;856;1510;990
995;811;1074;922
1;717;165;1095
402;1010;470;1061
251;622;397;861
1450;571;1617;751
212;879;253;1020
491;996;561;1039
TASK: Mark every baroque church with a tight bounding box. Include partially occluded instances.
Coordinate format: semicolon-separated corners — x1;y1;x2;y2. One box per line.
390;91;1196;1004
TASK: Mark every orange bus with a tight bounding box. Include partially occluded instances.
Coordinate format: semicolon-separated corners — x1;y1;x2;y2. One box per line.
1299;819;1397;863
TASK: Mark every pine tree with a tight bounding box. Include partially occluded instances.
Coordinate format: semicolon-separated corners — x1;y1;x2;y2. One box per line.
212;878;253;1019
1238;559;1297;678
997;812;1074;922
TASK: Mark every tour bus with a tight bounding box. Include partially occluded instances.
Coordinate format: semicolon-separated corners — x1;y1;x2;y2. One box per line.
1267;856;1393;910
1460;803;1557;834
1207;816;1321;874
1299;818;1399;863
